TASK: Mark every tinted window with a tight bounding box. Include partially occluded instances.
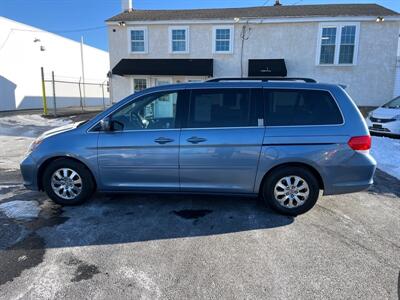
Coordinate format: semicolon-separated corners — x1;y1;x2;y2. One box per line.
111;91;178;131
187;89;256;128
265;89;343;126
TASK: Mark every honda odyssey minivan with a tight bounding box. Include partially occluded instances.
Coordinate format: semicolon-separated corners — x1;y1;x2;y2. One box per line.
20;78;376;215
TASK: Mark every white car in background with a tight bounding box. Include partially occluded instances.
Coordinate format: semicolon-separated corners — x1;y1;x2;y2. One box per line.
366;96;400;136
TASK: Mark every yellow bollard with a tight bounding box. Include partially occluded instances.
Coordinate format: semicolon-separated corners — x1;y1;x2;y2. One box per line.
41;67;48;115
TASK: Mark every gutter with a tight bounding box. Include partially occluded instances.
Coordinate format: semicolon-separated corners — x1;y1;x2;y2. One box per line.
105;15;400;26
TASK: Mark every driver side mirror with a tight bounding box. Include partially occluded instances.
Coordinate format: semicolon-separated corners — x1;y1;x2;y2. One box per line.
100;117;112;132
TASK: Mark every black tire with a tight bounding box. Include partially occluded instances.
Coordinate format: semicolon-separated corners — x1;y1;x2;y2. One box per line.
42;158;95;206
262;166;320;216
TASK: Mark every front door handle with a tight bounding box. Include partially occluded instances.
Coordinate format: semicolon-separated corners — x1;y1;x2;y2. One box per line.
186;136;207;144
154;137;174;144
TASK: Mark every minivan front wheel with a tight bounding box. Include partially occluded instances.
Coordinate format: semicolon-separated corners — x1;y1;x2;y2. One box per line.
262;166;320;216
42;158;95;205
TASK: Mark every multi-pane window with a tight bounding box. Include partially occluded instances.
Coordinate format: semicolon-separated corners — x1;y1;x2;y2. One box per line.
214;27;233;53
170;28;188;53
318;23;358;65
339;25;356;64
320;27;337;64
133;78;147;93
130;28;147;53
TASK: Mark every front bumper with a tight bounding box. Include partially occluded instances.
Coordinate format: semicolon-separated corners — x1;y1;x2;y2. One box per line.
20;154;39;190
366;118;400;136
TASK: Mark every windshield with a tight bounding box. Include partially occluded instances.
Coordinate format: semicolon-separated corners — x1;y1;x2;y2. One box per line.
383;96;400;108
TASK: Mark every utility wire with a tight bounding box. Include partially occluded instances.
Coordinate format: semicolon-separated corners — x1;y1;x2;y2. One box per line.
4;25;106;34
0;25;106;51
0;30;13;51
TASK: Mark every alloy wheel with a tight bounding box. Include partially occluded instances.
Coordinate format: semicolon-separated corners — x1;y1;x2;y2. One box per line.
51;168;83;200
273;175;310;208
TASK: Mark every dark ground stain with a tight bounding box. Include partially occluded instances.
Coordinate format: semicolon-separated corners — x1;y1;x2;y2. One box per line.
172;209;212;220
0;233;45;286
65;256;101;282
0;199;68;286
398;270;399;300
27;200;69;230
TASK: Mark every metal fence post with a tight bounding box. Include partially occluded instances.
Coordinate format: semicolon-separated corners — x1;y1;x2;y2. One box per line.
40;67;48;115
51;71;57;116
101;83;105;110
78;78;84;112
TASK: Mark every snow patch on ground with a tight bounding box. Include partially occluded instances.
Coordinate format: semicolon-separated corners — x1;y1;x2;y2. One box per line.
0;114;71;137
371;136;400;180
0;200;40;219
0;114;71;170
0;114;70;128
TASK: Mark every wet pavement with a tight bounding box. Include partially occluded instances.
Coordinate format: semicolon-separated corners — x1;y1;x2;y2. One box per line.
0;115;399;299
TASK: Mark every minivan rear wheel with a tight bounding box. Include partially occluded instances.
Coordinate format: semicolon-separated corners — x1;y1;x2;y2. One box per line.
262;166;320;216
42;158;95;205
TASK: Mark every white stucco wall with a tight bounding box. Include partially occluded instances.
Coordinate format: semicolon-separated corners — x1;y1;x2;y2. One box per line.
108;19;399;106
0;17;110;111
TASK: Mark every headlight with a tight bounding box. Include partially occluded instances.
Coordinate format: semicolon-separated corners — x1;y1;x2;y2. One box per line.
27;138;43;153
367;112;373;119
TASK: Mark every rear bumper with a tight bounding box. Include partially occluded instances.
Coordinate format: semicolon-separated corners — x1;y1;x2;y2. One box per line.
323;179;374;195
323;152;376;196
20;154;39;190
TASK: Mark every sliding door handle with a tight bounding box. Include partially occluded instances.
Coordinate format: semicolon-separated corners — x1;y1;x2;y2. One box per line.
186;136;207;144
154;137;174;144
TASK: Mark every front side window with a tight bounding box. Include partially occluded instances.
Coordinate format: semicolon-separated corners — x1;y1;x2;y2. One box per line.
265;89;343;126
133;78;147;93
111;91;178;131
214;26;233;53
170;27;188;53
187;89;255;128
318;23;358;65
130;28;147;53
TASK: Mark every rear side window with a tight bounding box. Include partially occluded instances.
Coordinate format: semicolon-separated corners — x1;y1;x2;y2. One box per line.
187;89;257;128
265;89;343;126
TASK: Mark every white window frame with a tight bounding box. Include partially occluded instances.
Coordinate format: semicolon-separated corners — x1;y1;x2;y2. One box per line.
132;77;148;93
128;26;148;54
316;22;360;66
169;26;189;54
213;25;234;54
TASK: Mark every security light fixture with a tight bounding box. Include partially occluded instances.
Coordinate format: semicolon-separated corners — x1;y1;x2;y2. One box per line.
118;21;126;27
376;16;385;22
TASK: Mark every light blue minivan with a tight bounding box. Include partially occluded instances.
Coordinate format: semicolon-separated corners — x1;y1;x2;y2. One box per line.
20;78;376;215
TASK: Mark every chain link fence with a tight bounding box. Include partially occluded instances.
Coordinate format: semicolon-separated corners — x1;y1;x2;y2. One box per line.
42;71;111;116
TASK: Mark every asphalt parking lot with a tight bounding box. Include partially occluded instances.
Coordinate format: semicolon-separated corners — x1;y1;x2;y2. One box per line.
0;114;399;299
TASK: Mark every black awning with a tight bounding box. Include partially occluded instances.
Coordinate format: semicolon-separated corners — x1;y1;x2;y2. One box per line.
112;59;213;76
248;59;287;77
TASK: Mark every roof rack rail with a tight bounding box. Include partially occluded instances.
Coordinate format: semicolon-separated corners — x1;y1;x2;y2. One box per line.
206;77;317;83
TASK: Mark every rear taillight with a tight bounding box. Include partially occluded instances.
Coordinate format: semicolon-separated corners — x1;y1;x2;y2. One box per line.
348;135;371;151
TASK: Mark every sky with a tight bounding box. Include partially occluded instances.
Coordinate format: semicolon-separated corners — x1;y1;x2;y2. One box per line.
0;0;399;51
